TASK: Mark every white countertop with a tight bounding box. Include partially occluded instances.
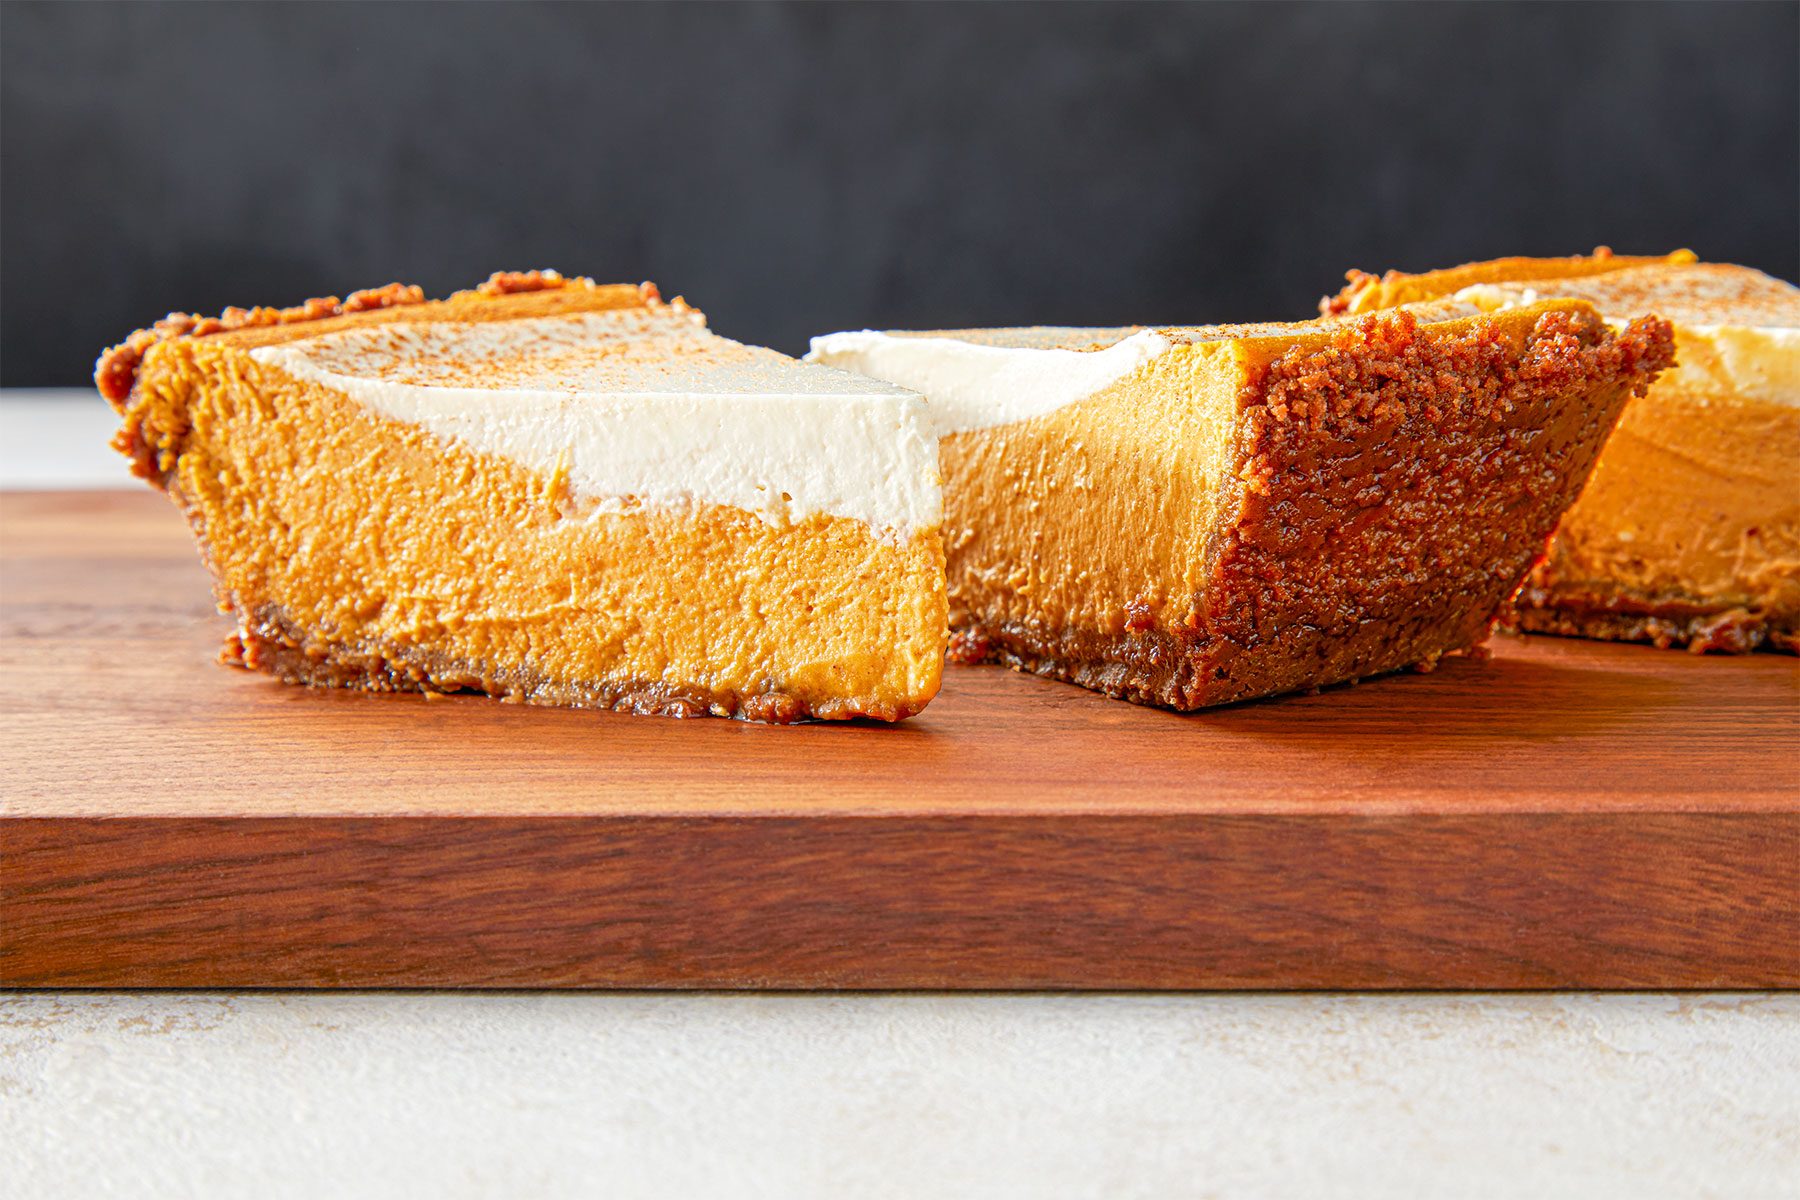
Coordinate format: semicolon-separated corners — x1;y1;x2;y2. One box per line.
3;392;1796;1198
5;992;1798;1199
0;391;132;488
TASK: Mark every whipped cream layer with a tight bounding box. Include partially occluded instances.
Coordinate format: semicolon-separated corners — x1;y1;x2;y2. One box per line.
1454;263;1800;406
250;311;941;537
807;327;1171;435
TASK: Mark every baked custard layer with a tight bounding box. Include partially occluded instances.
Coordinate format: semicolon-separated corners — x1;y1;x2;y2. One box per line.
1327;253;1799;653
816;303;1673;709
106;278;946;721
1512;383;1800;654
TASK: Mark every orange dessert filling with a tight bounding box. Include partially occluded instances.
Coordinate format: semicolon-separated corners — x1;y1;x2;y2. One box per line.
99;274;947;721
812;301;1673;708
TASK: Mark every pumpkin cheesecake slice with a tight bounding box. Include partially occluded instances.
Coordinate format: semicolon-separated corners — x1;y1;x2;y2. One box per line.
810;302;1672;709
1325;251;1799;653
97;272;947;721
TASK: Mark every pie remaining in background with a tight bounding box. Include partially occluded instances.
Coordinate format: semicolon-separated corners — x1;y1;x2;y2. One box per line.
1326;250;1799;653
96;272;947;722
811;301;1673;710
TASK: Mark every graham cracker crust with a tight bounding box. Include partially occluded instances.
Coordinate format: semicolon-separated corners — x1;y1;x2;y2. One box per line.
222;603;916;724
955;309;1676;709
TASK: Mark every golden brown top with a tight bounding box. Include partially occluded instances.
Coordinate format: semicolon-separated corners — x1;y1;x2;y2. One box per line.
1321;248;1698;316
1454;262;1800;329
94;271;676;410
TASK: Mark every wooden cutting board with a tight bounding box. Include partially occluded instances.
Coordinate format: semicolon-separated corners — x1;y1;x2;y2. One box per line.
3;490;1796;989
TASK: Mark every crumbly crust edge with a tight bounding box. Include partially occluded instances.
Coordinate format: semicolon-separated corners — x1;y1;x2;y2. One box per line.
95;270;666;409
1319;247;1697;317
223;601;928;725
1508;587;1800;655
950;309;1678;709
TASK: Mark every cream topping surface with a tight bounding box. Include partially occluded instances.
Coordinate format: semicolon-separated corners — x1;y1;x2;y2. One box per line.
249;311;941;536
806;328;1172;435
1453;265;1800;406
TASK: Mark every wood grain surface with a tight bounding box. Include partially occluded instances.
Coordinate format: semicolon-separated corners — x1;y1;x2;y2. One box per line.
3;491;1797;988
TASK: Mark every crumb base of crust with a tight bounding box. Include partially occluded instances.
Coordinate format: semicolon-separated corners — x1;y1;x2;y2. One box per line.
1508;590;1799;655
221;603;919;724
945;618;1478;711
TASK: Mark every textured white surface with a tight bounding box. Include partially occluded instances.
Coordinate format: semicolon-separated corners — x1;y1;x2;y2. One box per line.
253;314;942;535
1451;275;1800;406
807;327;1170;434
2;992;1797;1200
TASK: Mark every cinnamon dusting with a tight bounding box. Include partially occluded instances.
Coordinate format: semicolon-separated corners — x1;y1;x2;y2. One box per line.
95;272;663;410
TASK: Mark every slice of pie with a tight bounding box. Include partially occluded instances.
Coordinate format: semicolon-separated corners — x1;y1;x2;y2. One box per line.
1324;250;1799;653
96;272;947;721
809;301;1673;709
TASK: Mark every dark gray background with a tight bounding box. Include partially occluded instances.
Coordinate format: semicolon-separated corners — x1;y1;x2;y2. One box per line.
4;0;1796;387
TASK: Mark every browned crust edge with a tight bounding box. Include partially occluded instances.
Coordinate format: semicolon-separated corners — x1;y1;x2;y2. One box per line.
95;270;663;410
222;603;926;725
945;621;1458;710
1507;588;1800;656
1319;247;1797;657
952;309;1677;710
1319;247;1696;317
